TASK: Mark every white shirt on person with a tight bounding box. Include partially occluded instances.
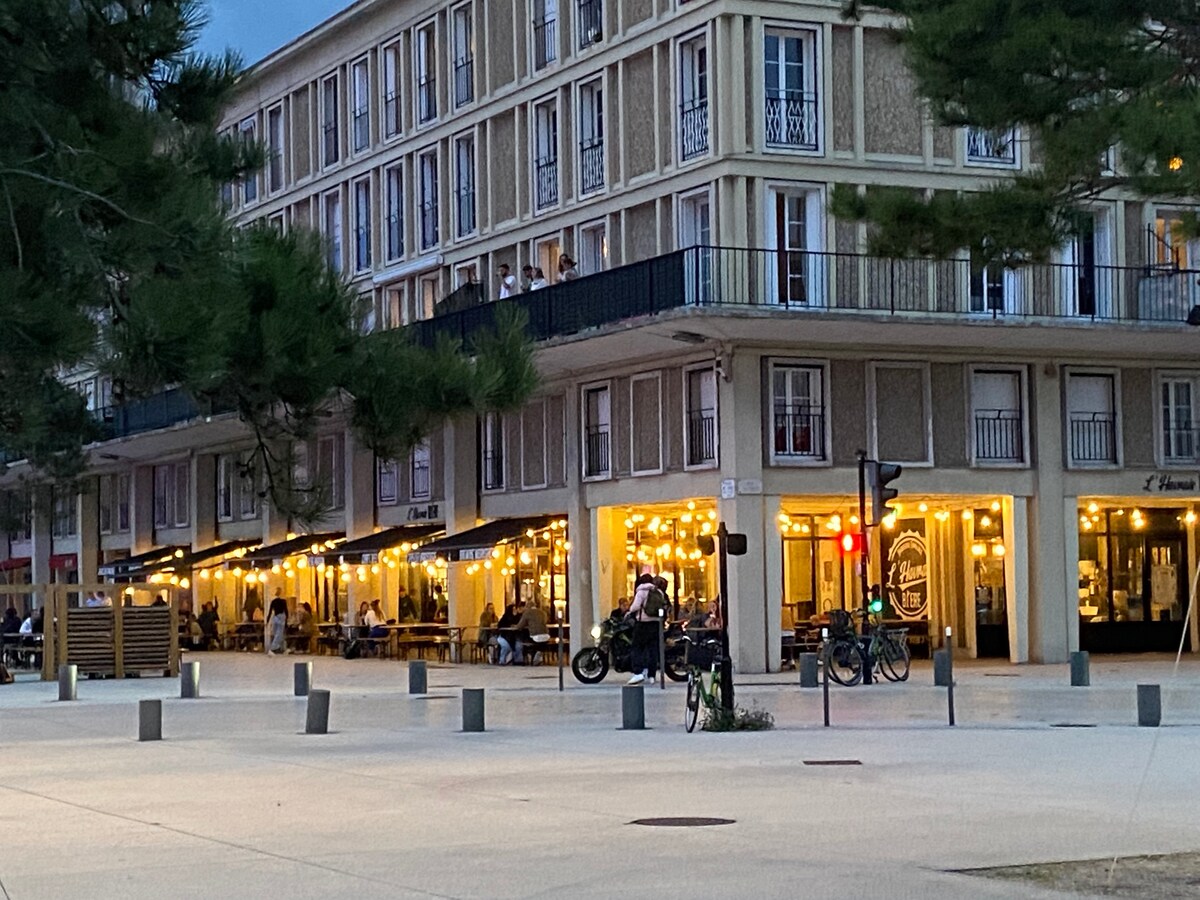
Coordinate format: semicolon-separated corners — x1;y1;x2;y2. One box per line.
364;609;386;629
530;278;548;291
498;274;517;298
19;617;32;634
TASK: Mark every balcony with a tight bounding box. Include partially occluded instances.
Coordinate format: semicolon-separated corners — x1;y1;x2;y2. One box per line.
773;408;825;460
533;16;557;69
974;409;1023;462
535;155;558;210
1069;413;1116;465
680;97;709;162
686;409;716;466
765;90;818;151
579;138;604;195
584;425;610;478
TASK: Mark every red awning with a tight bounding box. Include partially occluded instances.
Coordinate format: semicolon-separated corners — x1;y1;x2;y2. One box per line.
49;553;77;570
0;557;30;572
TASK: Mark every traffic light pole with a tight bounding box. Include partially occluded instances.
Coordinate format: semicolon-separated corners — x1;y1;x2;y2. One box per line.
716;522;735;712
856;450;873;686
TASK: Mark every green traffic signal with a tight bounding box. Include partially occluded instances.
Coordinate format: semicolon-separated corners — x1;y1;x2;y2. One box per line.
868;596;884;614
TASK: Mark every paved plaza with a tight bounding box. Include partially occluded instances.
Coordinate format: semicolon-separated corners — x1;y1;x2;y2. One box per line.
3;653;1200;898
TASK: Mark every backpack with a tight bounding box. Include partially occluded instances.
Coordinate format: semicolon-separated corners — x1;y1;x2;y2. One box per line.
342;639;362;660
643;588;669;620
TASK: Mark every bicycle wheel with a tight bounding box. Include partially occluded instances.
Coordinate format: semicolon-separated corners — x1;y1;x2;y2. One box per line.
879;634;911;682
685;672;700;732
709;673;723;713
824;638;863;686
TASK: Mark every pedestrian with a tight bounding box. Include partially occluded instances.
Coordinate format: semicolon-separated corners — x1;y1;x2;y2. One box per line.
520;264;535;293
626;574;667;684
529;267;549;290
266;596;288;656
557;254;579;282
496;263;518;299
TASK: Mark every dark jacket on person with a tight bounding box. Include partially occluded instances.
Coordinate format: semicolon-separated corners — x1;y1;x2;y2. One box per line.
497;605;519;629
0;609;21;634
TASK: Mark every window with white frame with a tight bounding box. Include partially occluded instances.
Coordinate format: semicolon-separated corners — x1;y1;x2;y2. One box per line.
770;361;826;462
763;28;819;152
582;384;611;478
315;434;345;509
352;58;370;153
51;489;77;539
678;34;708;162
454;134;476;238
410;441;431;500
415;274;438;323
267;106;285;193
533;0;557;70
416;22;437;124
452;4;474;108
217;452;259;522
98;473;131;536
578;80;604;196
384;164;404;261
971;369;1025;464
685;366;718;467
153;461;190;529
965;126;1019;167
354;179;371;272
321;74;339;166
579;221;607;275
377;458;399;505
239;117;258;204
1160;373;1199;463
534;99;559;211
418;149;439;250
382;42;401;138
482;411;504;490
1066;371;1118;466
767;186;824;305
578;0;603;50
323;190;343;272
969;253;1012;314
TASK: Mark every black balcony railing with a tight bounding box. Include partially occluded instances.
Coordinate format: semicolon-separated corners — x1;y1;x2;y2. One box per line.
1070;413;1116;464
773;408;825;459
765;90;818;150
584;426;610;477
384;92;399;137
386;211;403;261
420;200;438;250
411;458;431;499
578;0;602;49
580;138;604;194
322;123;338;165
680;97;709;161
534;16;557;69
454;57;474;107
418;77;437;123
974;410;1024;462
482;450;504;490
535;155;558;209
353;109;369;152
1162;425;1198;461
686;410;716;466
966;128;1017;165
457;188;476;237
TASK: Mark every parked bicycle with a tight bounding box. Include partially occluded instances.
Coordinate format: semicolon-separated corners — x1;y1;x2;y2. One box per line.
822;609;910;686
681;635;724;732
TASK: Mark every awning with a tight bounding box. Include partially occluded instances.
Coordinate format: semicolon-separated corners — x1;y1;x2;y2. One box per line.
49;553;78;571
337;525;442;564
409;515;563;563
0;557;30;572
238;532;344;566
147;539;263;574
98;546;188;578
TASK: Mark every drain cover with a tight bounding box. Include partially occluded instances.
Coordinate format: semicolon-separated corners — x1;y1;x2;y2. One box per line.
630;817;735;827
803;759;862;766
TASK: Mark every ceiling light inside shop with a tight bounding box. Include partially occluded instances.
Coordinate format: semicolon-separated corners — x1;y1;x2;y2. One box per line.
990;500;1002;512
1186;511;1197;525
962;510;973;521
918;503;928;513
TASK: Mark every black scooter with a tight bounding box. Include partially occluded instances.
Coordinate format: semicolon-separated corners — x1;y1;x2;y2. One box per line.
571;615;688;684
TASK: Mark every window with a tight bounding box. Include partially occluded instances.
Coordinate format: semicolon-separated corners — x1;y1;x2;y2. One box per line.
454;134;476;238
533;0;557;70
685;366;718;467
416;22;437;125
418;149;439;250
321;74;339;166
482;412;504;491
452;5;474;108
965;127;1019;167
5;490;32;543
764;28;819;152
352;58;370;153
972;369;1025;464
869;362;931;465
239;117;258;204
415;274;439;323
679;189;712;302
153;461;190;529
217;453;259;522
770;362;826;462
970;256;1010;314
1160;374;1199;463
51;489;77;539
267;106;285;193
578;80;604;196
582;384;611;479
323;190;343;272
534;100;559;211
579;221;607;275
578;0;602;50
629;375;663;475
1066;371;1118;466
679;34;709;162
384;164;404;261
768;186;824;305
382;42;402;138
377;458;399;505
410;441;431;500
316;434;345;509
354;179;371;272
98;473;130;535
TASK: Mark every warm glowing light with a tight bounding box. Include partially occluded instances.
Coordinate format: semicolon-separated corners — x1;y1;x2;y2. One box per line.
624;518;634;529
882;513;897;531
506;556;516;567
992;544;1006;558
687;501;696;511
778;513;790;523
296;557;308;569
214;569;224;581
971;543;986;557
492;548;502;559
286;569;295;578
168;575;178;586
286;532;297;540
245;572;258;584
849;515;859;526
707;511;717;521
271;565;281;575
800;524;810;534
519;551;533;565
918;503;928;513
483;560;492;569
962;510;973;521
316;562;326;572
1169;156;1184;171
199;569;210;580
371;564;380;575
1186;511;1197;525
980;515;992;528
990;500;1001;513
356;566;366;578
1087;502;1099;514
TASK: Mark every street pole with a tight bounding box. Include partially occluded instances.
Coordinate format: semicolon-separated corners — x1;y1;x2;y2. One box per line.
856;450;872;686
717;522;735;712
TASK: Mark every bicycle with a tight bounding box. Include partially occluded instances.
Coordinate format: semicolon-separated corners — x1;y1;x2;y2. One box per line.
681;635;724;732
822;609;911;686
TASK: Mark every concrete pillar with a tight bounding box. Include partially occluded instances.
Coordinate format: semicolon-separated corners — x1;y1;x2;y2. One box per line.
30;484;52;609
130;465;155;555
1028;365;1071;663
78;477;100;586
1003;496;1031;663
191;454;217;551
344;434;376;615
443;414;479;628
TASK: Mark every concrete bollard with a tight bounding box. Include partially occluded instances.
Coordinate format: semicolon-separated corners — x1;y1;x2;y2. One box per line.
58;664;77;701
294;661;312;697
933;649;952;687
799;652;819;688
408;660;427;695
621;684;645;730
462;688;485;732
180;661;200;699
1070;651;1090;687
305;689;330;735
138;699;162;742
1137;684;1161;727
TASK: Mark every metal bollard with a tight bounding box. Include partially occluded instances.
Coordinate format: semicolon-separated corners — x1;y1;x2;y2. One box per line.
58;664;77;701
799;652;819;688
621;684;645;730
180;660;200;699
945;626;955;727
294;661;312;697
462;688;485;732
305;689;330;734
1070;651;1090;687
821;628;830;727
933;650;952;687
138;699;162;742
1137;684;1161;727
408;660;427;695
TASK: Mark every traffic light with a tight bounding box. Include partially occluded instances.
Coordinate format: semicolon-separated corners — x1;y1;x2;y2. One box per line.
867;461;903;525
867;584;884;615
839;531;862;555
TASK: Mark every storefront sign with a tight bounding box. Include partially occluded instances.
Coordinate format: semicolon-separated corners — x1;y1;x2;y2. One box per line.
1141;472;1199;493
881;521;928;621
403;503;441;522
737;479;763;495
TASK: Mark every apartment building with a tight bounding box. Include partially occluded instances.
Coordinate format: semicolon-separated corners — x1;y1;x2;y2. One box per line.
4;0;1200;671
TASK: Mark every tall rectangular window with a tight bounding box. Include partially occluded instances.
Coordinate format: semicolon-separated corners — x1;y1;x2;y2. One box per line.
972;369;1025;464
316;434;345;509
582;384;611;479
382;43;401;138
679;35;709;162
323;190;343;272
1161;375;1198;463
267;106;285;193
533;0;557;70
416;23;437;124
410;441;432;500
217;453;259;522
354;179;371;272
321;74;339;166
579;221;607;275
771;362;826;461
418;149;439;250
384;164;404;262
482;412;504;490
377;458;399;505
352;58;370;153
578;0;603;50
534;100;559;211
1066;371;1117;466
452;5;474;108
685;366;718;467
239;117;258;204
454;134;476;238
153;461;190;529
51;489;77;539
764;28;819;151
578;80;604;196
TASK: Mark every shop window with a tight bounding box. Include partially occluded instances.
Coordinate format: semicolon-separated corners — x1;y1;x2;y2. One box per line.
1160;374;1199;463
770;361;826;463
377;458;399;505
153;461;190;529
684;366;717;468
624;504;717;610
1066;371;1118;466
582;384;611;479
967;505;1008;658
971;369;1025;465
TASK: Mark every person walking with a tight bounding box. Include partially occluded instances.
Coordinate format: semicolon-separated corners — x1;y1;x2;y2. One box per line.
626;574;666;685
266;596;288;656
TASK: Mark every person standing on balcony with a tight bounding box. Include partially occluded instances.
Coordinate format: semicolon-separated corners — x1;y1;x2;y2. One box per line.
496;263;518;299
530;268;549;290
557;255;579;283
520;264;535;293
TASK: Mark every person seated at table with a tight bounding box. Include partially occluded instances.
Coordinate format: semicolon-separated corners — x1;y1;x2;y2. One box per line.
20;608;43;635
511;599;550;665
478;602;498;648
198;602;220;647
397;588;418;623
1;607;20;634
433;585;448;623
607;597;629;623
183;613;205;649
680;596;698;621
364;599;388;638
495;601;523;665
296;602;316;653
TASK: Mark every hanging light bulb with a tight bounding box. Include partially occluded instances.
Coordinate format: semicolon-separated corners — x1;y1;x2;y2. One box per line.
199;569;210;580
1087;502;1099;514
992;544;1006;558
990;500;1001;513
1186;510;1198;525
971;543;986;557
519;550;533;565
961;510;973;521
918;502;928;513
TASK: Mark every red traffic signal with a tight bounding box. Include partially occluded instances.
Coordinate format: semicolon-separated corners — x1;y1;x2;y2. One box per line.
839;531;862;554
